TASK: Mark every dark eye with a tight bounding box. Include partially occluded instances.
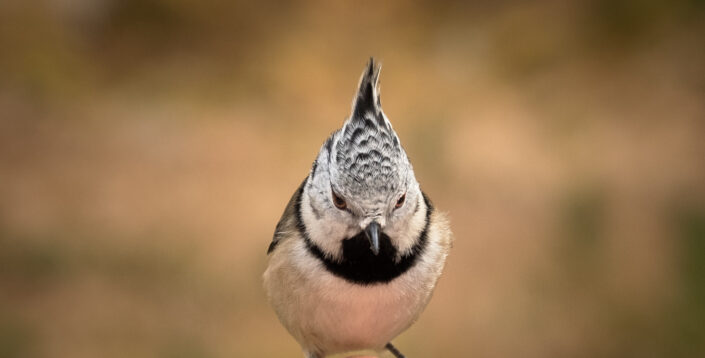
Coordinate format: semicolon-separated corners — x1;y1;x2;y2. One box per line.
332;190;347;210
395;193;406;209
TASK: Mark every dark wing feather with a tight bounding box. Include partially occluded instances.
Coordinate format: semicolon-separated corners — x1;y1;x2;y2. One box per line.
267;178;307;254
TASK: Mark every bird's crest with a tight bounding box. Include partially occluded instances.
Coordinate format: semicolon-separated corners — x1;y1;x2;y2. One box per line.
352;57;382;119
332;58;407;199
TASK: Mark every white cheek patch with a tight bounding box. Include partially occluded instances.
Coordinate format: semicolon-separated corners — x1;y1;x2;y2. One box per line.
387;190;427;255
300;186;353;260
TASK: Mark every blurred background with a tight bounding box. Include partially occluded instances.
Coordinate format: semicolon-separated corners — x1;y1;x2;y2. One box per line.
1;0;704;357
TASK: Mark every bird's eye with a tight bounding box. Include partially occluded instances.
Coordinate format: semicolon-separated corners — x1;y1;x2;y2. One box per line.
332;190;347;210
395;193;406;209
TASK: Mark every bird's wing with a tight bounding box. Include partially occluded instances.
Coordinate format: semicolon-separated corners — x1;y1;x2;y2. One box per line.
267;178;307;254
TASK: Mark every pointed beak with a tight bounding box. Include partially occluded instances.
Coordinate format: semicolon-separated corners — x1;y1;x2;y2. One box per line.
364;221;381;255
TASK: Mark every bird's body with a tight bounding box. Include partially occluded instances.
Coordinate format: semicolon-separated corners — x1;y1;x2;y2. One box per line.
264;59;452;358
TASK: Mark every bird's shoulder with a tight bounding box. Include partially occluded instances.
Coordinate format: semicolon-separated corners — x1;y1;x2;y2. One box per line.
267;178;307;254
427;203;454;251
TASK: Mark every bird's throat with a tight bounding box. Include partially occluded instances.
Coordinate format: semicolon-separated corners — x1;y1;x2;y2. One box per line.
296;190;433;285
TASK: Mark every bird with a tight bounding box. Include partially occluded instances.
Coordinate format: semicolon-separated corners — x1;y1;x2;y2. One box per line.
263;58;452;358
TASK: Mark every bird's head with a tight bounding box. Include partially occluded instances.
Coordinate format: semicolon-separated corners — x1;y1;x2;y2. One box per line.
301;58;425;259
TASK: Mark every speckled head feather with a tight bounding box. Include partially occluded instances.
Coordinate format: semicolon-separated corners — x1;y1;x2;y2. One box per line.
304;57;419;239
330;58;411;205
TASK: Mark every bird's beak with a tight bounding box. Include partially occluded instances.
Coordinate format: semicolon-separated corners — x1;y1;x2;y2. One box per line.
364;221;381;255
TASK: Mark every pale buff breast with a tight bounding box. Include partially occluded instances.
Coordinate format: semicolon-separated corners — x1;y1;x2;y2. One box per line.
263;210;451;356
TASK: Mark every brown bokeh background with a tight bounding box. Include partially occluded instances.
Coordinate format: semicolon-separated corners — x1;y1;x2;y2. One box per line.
1;1;705;357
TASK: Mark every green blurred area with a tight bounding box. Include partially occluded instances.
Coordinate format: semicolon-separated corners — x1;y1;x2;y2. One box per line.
1;0;704;357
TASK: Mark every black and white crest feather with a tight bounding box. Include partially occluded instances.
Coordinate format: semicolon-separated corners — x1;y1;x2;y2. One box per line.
352;58;382;119
333;58;407;201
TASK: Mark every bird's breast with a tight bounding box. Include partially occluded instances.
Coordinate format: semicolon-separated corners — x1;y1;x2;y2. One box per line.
303;274;428;354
